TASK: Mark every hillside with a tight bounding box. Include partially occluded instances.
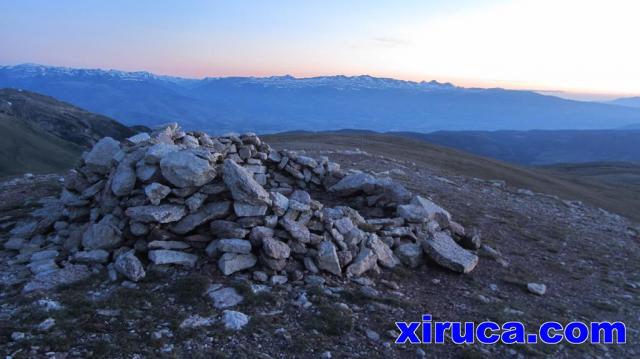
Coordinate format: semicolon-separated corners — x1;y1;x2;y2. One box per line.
395;129;640;165
0;88;142;176
2;64;640;133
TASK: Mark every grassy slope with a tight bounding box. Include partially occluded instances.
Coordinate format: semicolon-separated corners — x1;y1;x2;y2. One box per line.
0;114;82;176
264;132;640;222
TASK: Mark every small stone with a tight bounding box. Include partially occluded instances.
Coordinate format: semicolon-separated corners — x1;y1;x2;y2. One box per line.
115;251;146;282
37;318;56;331
395;243;423;268
148;250;197;267
365;328;380;341
73;250;110;264
126;205;186;224
144;182;171;205
316;241;342;276
253;271;268;282
421;232;478;273
527;283;547;296
217;239;252;254
262;237;291;259
270;275;288;285
207;286;244;308
11;332;25;341
180;315;216;329
222;310;249;331
218;253;257;275
160;150;216;188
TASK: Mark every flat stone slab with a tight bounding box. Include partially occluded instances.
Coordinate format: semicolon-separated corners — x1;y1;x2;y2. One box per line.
23;264;91;293
421;232;478;273
148;250;197;267
207;286;244;308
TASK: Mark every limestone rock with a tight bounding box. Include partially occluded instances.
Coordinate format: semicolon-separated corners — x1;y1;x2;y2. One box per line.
145;182;171;205
421;232;478;273
262;237;291;259
160;150;216;188
316;241;342;276
84;137;120;174
218;253;257;275
148;250;197;267
126;205;186;224
222;159;271;206
115;251;146;282
81;216;122;250
170;201;231;234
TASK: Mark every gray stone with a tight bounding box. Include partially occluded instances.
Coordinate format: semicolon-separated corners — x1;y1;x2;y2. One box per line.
145;182;171;205
170;201;231;234
126;205;186;223
136;163;159;182
218;239;252;254
527;283;547;296
395;243;423;268
28;259;59;274
148;240;191;250
82;216;122;250
421;232;478;273
160;150;216;188
289;190;311;211
30;250;59;262
411;196;451;224
269;191;289;216
303;256;319;273
207;286;244;308
23;264;91;293
210;220;250;238
84;137;120;173
329;172;378;196
115;251;146;282
262;237;291;259
316;241;342;276
334;217;355;234
4;237;26;250
129;222;149;236
73;250;110;264
367;235;397;268
396;204;427;223
145;143;180;164
233;202;268;217
179;315;216;329
282;218;310;243
126;132;150;144
148;250;198;267
222;159;271;206
185;192;207;213
111;161;137;197
222;310;249;330
218;252;257;275
346;247;378;276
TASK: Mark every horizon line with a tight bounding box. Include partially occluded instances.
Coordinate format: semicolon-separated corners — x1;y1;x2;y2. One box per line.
2;62;637;101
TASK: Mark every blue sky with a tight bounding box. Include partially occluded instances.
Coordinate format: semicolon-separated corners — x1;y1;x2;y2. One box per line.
1;0;638;98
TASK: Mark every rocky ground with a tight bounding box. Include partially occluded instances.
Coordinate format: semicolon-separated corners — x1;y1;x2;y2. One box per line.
1;133;639;358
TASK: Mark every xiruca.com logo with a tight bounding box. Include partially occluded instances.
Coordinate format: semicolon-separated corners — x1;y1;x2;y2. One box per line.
395;315;626;345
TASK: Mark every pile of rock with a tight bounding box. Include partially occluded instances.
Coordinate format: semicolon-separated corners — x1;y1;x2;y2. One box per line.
6;123;480;289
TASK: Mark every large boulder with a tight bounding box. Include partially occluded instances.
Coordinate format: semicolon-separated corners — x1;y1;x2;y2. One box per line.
421;232;478;273
160;150;216;188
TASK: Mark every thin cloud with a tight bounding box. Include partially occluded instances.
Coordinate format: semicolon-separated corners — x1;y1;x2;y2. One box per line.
372;37;411;48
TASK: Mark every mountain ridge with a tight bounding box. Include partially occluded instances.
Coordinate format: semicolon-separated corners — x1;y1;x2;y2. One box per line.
2;63;640;134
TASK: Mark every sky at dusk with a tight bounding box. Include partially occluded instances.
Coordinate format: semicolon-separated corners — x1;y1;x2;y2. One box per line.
1;0;639;99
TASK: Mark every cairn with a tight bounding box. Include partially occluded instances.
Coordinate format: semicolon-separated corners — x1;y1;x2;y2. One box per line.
7;123;480;290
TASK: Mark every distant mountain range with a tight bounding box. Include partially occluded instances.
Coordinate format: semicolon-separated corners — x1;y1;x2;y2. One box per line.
2;63;640;134
609;96;640;108
0;88;142;176
396;129;640;165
